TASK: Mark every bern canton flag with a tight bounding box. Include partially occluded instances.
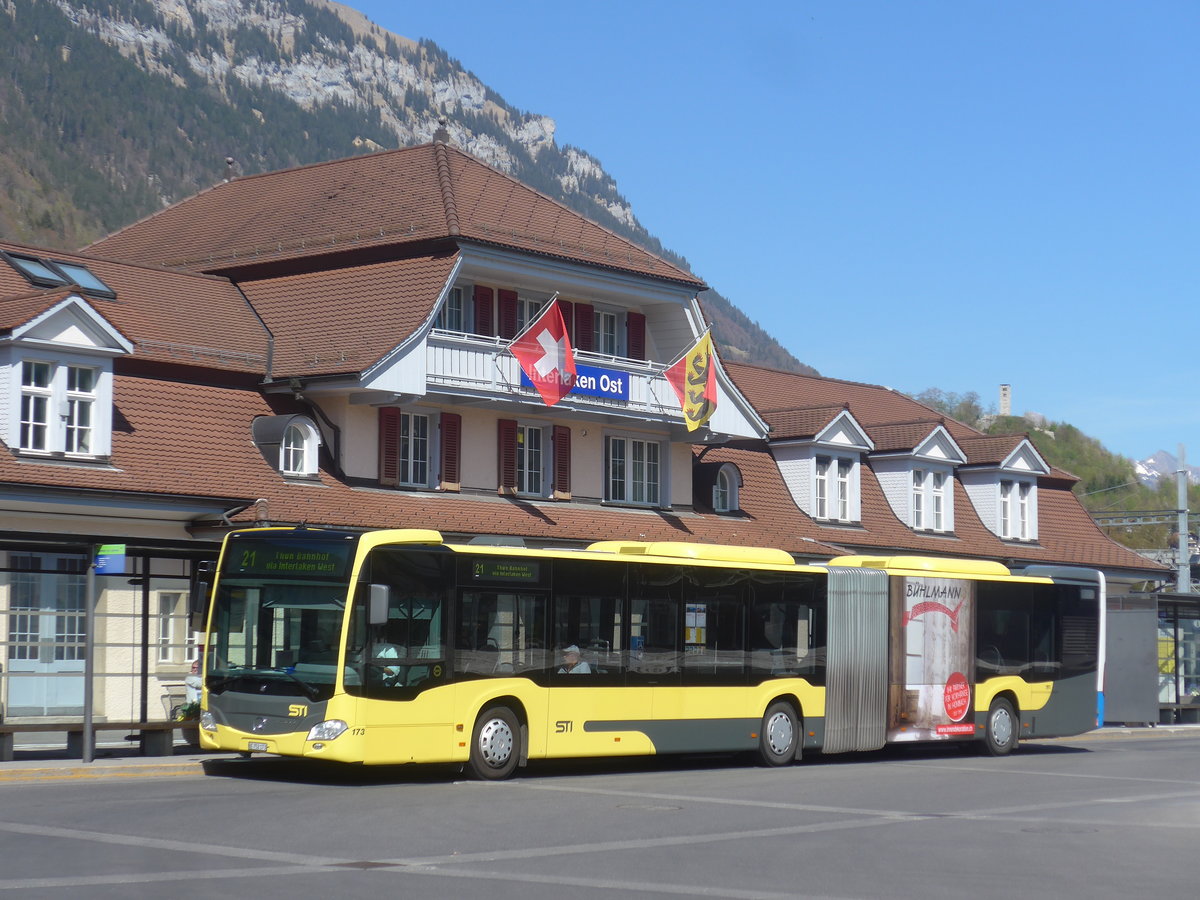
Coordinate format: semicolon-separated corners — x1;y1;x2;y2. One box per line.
664;330;718;431
509;298;577;406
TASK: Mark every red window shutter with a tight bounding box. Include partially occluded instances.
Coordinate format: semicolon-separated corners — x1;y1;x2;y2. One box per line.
473;285;494;336
574;302;594;352
626;311;646;360
378;407;401;487
553;425;572;500
439;412;462;490
497;418;517;494
558;300;575;341
497;289;518;339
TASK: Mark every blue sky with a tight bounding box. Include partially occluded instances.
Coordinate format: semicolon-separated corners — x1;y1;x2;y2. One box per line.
352;0;1198;464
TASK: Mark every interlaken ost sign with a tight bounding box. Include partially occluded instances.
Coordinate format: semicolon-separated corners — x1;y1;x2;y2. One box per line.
519;363;629;402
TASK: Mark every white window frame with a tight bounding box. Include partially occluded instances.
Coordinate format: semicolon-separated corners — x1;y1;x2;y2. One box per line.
1000;479;1014;538
932;471;946;531
157;591;186;663
593;308;620;356
713;464;740;513
1017;482;1031;540
278;421;314;476
912;469;926;530
14;357;109;458
20;360;52;451
605;434;663;507
515;423;546;497
911;467;953;533
813;453;859;523
64;365;96;454
434;286;466;332
397;411;432;488
516;295;545;334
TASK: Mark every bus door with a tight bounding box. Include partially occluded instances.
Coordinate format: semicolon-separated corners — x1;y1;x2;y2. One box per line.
547;561;648;757
823;566;888;753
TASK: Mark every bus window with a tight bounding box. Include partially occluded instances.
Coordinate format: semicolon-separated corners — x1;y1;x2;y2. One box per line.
749;572;825;684
630;565;682;676
456;591;548;677
349;548;449;698
551;560;626;676
682;567;746;680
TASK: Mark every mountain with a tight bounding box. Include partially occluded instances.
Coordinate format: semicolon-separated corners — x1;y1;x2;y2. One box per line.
0;0;811;374
1136;450;1200;488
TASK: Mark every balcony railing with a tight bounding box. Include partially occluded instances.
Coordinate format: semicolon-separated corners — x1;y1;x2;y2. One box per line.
427;330;681;420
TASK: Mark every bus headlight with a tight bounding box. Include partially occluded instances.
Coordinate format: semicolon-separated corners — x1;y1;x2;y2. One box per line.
307;720;348;741
200;711;217;732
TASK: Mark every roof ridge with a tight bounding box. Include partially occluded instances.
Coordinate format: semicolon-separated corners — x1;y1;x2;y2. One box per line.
432;141;461;236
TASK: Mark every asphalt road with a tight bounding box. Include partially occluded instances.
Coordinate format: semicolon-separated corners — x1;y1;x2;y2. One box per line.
0;730;1196;899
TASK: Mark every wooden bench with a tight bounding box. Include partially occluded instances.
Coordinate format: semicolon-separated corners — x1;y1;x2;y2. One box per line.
0;721;181;762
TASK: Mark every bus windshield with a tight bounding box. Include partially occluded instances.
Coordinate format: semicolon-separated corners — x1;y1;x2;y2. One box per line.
206;533;358;702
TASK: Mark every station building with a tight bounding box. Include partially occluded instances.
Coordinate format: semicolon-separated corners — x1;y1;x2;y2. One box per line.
0;136;1173;731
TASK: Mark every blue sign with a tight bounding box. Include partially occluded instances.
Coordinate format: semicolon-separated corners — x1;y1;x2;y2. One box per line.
95;543;127;575
521;363;629;402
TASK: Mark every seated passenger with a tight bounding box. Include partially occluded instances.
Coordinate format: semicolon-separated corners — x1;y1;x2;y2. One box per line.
558;644;592;674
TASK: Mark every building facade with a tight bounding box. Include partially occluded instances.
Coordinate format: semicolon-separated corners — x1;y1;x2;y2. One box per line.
0;138;1168;728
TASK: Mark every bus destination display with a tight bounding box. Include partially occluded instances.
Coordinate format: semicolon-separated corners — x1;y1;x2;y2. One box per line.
227;540;353;578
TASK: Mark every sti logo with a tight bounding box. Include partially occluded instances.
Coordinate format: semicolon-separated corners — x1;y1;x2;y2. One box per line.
288;704;308;718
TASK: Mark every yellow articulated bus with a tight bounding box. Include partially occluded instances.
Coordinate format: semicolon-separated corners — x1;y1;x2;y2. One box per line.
196;527;1103;779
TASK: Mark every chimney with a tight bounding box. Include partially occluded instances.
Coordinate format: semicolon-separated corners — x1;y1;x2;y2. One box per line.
999;384;1012;417
433;117;451;145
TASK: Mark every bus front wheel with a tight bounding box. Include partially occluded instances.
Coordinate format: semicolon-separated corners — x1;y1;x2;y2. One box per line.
758;701;799;767
469;705;521;780
983;697;1018;756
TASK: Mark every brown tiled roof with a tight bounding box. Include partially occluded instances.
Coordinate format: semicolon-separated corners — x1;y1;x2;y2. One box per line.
760;405;849;441
0;288;80;331
87;144;701;288
0;241;268;373
728;362;978;434
236;252;458;377
722;362;1162;575
866;421;948;454
957;433;1028;466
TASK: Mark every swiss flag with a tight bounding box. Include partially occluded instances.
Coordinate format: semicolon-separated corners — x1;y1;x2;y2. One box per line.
509;299;577;406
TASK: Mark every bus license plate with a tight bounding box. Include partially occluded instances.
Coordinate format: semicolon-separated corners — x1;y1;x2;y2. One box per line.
247;741;268;752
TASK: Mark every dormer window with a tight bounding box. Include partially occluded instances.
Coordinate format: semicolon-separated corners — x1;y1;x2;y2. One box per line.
958;436;1046;542
14;359;107;458
910;467;953;533
280;421;320;476
814;454;858;522
252;415;322;478
713;463;741;513
999;479;1034;540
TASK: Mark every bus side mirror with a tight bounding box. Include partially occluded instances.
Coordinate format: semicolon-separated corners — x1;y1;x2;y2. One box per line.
369;584;390;626
189;560;217;631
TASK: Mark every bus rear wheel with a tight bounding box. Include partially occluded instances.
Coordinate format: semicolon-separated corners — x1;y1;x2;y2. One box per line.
758;701;799;767
983;697;1018;756
469;705;520;780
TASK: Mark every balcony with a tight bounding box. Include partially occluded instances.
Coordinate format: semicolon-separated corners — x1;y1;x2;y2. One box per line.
426;330;682;421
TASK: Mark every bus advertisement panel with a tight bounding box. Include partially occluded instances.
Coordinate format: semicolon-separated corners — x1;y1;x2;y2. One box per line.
889;576;975;742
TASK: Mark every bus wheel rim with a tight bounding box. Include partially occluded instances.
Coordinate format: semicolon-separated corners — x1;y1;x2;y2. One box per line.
991;707;1013;747
479;718;514;766
766;711;794;755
